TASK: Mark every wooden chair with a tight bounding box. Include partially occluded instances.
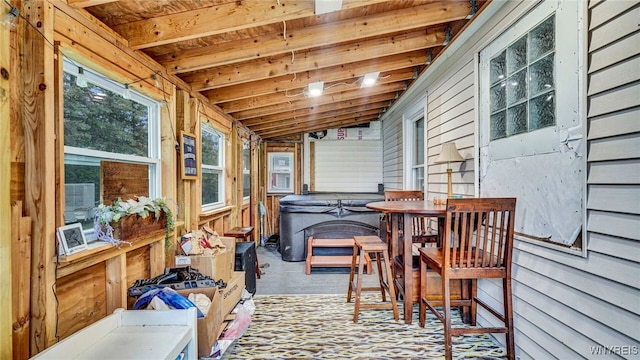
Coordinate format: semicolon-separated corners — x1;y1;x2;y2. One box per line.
383;190;438;247
418;197;516;360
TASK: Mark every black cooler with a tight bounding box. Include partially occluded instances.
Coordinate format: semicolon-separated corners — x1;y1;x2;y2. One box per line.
278;193;383;261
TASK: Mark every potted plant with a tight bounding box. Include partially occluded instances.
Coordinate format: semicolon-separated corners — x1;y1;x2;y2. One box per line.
94;196;175;247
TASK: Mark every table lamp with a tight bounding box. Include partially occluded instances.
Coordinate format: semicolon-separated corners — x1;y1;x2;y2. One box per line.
435;142;464;198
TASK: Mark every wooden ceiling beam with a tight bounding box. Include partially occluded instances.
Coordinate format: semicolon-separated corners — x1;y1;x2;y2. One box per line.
67;0;119;8
240;93;397;126
114;0;393;49
204;67;416;104
218;70;412;113
188;29;440;92
163;2;469;73
251;109;382;133
245;101;389;131
258;115;381;139
230;82;406;120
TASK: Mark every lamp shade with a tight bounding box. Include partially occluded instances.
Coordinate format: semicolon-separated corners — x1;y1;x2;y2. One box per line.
435;142;464;164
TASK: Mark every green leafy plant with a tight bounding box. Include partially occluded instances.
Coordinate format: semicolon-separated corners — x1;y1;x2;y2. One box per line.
94;196;175;247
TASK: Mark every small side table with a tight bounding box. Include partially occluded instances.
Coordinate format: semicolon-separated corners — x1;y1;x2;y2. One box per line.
224;226;261;279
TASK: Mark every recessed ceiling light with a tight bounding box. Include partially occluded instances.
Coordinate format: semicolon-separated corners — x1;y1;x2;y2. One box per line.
307;81;324;97
360;71;380;88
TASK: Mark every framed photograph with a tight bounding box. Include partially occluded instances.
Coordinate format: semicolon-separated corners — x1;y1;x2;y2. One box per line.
180;130;198;180
57;223;88;255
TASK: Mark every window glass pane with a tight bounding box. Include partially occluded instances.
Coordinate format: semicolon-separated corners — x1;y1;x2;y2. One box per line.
413;117;424;166
64;164;100;228
201;127;221;166
507;69;528;106
243;173;251;198
507;37;527;75
490;51;506;85
413;167;424;191
202;169;220;205
506;103;527;136
242;143;250;198
64;73;148;157
529;15;555;61
490;111;506;140
529;54;554;96
530;91;555;130
490;81;506;112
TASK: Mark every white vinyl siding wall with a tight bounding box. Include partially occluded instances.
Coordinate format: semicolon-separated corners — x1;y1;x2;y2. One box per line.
381;0;640;358
382;116;404;190
314;140;382;193
426;58;476;199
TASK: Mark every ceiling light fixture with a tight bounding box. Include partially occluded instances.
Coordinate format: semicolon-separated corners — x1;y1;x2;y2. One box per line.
315;0;342;15
306;81;324;97
360;71;380;88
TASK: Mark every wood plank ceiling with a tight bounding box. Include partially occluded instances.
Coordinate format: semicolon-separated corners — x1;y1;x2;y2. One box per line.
79;0;489;140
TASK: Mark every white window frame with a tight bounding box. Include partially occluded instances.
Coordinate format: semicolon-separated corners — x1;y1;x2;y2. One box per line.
201;123;225;211
403;96;427;192
268;152;294;194
62;59;161;241
478;0;585;252
479;0;580;158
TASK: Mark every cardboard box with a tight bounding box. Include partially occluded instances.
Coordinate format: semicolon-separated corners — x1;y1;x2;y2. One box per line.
220;271;245;317
176;287;223;357
189;237;236;283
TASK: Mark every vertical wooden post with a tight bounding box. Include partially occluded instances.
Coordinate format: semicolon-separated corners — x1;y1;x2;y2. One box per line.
105;255;126;314
11;202;32;360
309;141;315;192
1;5;13;357
160;84;177;266
21;1;57;354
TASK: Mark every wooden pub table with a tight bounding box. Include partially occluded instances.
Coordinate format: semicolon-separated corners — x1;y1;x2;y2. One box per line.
366;200;447;324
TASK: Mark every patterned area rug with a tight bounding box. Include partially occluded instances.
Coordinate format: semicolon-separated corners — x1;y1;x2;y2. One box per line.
223;294;507;359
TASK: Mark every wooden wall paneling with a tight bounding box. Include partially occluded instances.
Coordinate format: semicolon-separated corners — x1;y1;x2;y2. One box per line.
250;136;261;241
104;254;126;315
309;141;315;192
160;87;177;267
125;246;151;309
189;98;201;231
100;162;149;204
1;7;12;357
21;1;58;354
175;90;191;233
11;202;31;360
56;263;107;340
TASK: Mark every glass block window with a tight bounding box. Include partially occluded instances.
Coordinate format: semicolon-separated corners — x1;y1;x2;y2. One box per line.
489;15;555;141
201;124;225;210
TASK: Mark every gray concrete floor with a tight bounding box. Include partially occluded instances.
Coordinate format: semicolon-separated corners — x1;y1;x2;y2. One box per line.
255;245;383;295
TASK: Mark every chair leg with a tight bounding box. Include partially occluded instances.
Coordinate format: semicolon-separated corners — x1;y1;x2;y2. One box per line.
503;277;515;360
382;250;399;321
470;279;478;326
375;252;386;301
353;247;366;323
419;255;426;327
442;274;453;360
347;243;358;303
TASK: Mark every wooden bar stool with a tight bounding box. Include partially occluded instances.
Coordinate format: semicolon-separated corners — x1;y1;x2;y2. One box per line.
224;226;261;279
347;235;399;323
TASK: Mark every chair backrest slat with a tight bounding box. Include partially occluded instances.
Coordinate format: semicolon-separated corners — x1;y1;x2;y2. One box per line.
443;198;516;271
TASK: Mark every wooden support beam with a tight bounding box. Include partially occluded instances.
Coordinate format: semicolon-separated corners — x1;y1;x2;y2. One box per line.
21;1;58;354
257;115;380;139
163;2;468;73
230;82;405;120
115;0;393;49
1;11;12;357
180;33;439;90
